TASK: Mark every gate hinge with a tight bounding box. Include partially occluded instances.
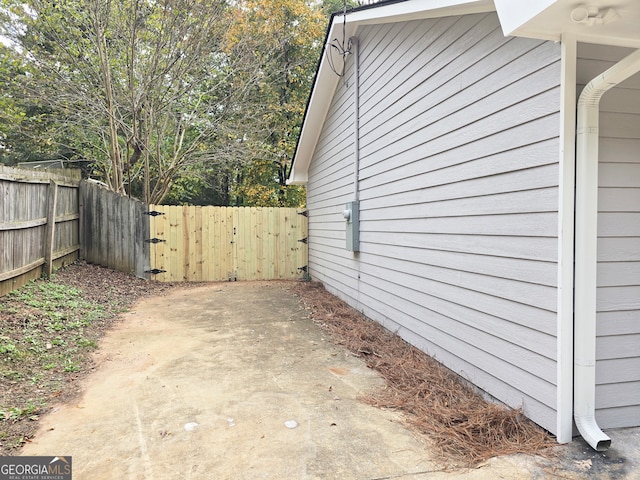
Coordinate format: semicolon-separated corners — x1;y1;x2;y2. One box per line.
298;237;308;244
297;210;309;217
143;210;164;216
298;265;308;273
145;238;166;244
145;268;166;275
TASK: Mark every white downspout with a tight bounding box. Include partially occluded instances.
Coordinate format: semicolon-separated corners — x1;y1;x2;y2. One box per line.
574;48;640;452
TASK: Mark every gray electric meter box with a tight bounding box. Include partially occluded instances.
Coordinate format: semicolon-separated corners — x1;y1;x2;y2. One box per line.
343;201;360;252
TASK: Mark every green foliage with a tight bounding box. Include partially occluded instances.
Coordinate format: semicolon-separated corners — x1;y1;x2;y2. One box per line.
1;0;257;202
234;159;305;207
218;0;323;207
1;0;332;205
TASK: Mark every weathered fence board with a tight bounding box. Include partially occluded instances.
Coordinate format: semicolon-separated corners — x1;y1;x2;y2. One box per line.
149;205;308;282
79;180;150;279
0;165;81;295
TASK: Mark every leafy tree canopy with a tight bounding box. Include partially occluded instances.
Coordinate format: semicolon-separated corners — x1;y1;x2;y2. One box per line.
0;0;348;206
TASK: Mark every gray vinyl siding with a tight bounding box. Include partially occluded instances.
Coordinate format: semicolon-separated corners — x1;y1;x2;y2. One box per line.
578;43;640;429
306;13;562;434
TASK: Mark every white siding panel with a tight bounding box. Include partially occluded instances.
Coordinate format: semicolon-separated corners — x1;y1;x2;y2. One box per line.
356;274;557;390
361;61;560;163
360;90;559;169
360;254;558;323
599;162;640;188
599;138;640;164
595;406;640;430
597;311;640;336
360;15;480;119
362;242;557;286
365;232;558;262
579;42;640;429
353;287;558;432
597;334;640;359
360;115;560;190
598;188;640;211
598;262;640;287
597;237;640;262
362;139;559;201
596;358;640;384
598;213;640;236
306;14;561;435
361;212;558;237
361;188;558;220
596;382;640;409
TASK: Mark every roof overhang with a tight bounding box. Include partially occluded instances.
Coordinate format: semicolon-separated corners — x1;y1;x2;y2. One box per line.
494;0;640;48
287;0;494;185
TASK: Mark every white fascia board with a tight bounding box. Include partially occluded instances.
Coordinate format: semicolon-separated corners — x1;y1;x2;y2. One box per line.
287;0;494;185
494;0;558;37
346;0;493;25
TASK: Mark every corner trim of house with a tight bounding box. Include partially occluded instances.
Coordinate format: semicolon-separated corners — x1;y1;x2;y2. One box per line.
556;33;577;445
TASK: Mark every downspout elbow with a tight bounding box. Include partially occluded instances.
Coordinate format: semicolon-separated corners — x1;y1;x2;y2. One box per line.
574;415;611;451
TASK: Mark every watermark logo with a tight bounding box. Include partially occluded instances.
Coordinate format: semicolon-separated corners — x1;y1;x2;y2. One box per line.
0;456;72;480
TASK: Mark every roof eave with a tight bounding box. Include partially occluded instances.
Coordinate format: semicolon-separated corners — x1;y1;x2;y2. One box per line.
495;0;640;48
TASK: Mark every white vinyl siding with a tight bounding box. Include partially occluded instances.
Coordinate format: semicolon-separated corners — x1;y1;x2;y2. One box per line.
578;43;640;429
306;13;562;434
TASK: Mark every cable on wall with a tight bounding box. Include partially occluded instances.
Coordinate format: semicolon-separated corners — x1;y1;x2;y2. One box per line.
326;0;352;77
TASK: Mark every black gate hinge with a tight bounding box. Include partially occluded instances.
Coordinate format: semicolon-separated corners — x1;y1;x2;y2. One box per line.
145;268;166;275
145;238;166;244
298;265;308;273
297;210;309;217
298;237;308;244
143;210;164;216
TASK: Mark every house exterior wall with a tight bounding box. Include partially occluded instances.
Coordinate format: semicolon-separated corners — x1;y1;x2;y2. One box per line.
306;12;563;434
577;43;640;429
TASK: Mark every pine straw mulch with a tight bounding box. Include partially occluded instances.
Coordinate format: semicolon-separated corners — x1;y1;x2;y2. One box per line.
290;281;557;467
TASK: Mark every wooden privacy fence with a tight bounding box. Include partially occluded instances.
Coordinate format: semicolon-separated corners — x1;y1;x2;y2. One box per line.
2;167;308;295
0;165;81;295
148;205;309;282
80;180;150;279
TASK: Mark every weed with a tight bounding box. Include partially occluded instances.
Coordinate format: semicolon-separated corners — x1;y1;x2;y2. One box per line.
0;336;17;354
63;359;80;373
76;338;97;348
0;336;26;361
0;400;42;422
0;369;22;381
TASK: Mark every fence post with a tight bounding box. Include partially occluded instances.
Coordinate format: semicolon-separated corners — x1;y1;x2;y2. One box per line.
44;179;58;277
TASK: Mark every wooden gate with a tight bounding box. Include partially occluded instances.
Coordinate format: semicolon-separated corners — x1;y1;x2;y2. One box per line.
147;205;308;282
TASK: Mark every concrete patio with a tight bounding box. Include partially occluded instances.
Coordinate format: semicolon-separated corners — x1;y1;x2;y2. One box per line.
20;282;639;479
